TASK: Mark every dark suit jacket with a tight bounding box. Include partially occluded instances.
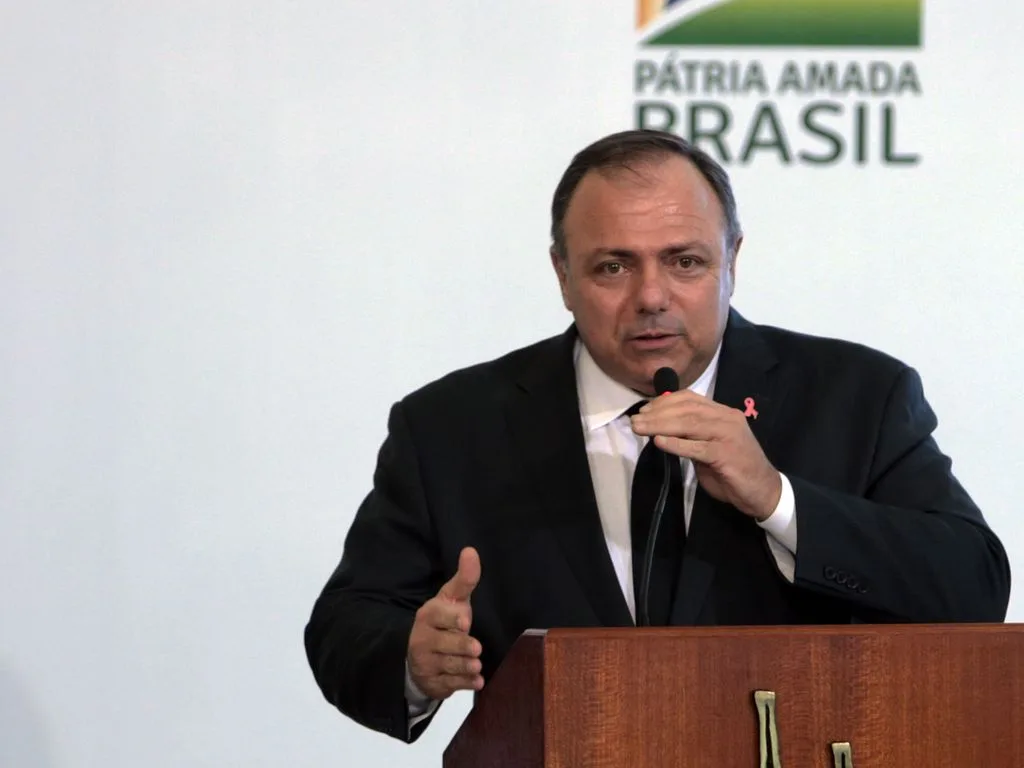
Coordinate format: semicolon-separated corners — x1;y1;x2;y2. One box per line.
304;309;1011;742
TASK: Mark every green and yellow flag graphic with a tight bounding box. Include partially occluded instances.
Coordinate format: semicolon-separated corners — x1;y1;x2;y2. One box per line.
638;0;922;47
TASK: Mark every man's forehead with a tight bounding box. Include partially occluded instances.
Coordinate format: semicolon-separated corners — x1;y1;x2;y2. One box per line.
572;156;718;208
564;156;726;238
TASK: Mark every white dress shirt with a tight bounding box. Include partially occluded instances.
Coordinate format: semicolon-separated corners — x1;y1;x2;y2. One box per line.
405;339;798;726
574;339;797;623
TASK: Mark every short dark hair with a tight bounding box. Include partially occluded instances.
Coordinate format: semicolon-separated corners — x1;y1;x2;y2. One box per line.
549;129;742;259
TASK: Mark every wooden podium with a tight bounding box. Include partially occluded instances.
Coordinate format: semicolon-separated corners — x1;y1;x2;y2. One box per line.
443;624;1024;767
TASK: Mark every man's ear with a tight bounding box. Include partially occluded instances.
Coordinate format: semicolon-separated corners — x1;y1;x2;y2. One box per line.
550;247;572;311
727;236;742;297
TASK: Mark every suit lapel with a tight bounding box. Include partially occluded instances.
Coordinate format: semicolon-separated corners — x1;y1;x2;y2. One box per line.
504;327;634;628
707;309;786;450
672;308;791;624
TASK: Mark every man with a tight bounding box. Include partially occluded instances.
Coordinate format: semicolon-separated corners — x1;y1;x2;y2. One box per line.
303;129;1011;743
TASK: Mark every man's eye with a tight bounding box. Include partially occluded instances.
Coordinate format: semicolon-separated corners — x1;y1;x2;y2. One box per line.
600;262;624;275
677;256;696;269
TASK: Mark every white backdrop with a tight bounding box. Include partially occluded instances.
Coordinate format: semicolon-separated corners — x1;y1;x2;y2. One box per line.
1;2;1022;766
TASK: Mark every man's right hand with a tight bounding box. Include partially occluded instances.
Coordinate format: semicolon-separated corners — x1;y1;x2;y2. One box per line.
406;547;485;701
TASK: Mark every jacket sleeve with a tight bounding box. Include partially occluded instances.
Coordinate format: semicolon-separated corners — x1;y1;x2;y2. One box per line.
304;400;444;742
790;365;1011;622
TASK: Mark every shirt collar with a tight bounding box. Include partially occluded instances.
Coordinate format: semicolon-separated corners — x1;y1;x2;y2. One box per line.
575;337;722;432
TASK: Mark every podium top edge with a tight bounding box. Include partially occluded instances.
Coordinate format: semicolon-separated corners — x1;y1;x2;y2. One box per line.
520;623;1023;640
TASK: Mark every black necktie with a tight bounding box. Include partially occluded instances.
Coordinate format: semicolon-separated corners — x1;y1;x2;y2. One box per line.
627;400;685;626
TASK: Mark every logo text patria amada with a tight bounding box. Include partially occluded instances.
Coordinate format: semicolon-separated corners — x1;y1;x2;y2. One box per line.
634;0;924;166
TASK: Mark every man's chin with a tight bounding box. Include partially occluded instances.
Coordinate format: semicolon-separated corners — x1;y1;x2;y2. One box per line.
622;360;685;395
625;334;682;354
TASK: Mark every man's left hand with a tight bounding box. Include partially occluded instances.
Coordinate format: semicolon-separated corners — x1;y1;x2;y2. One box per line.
630;391;782;521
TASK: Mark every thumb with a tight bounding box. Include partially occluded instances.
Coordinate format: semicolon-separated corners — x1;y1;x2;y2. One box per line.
439;547;481;603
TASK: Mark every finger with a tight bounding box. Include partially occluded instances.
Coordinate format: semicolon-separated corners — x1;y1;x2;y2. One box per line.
422;599;473;632
435;673;486;695
410;649;483;683
434;631;482;658
635;394;740;433
643;391;742;422
631;409;722;440
640;396;729;422
639;389;709;409
435;652;484;677
438;547;481;603
654;435;713;463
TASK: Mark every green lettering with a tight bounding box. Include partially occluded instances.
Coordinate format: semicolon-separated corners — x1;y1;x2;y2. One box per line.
687;101;732;163
740;102;791;164
799;102;844;165
883;104;919;165
636;102;677;132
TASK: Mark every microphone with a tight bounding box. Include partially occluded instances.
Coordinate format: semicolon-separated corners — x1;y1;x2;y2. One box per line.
638;366;679;627
653;367;679;397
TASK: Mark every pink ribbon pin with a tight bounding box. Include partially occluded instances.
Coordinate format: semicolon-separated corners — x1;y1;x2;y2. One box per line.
743;397;759;419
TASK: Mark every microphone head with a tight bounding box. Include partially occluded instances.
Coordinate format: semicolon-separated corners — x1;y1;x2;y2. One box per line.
653;366;679;395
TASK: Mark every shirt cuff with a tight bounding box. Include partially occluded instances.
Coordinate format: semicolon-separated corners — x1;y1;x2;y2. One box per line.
757;473;797;583
757;472;797;554
405;658;431;711
405;659;440;735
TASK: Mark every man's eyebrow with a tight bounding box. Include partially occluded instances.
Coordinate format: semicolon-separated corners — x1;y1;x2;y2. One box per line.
586;242;710;259
658;242;710;256
587;248;637;260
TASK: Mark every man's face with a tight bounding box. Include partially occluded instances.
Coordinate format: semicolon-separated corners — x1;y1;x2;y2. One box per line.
551;154;738;395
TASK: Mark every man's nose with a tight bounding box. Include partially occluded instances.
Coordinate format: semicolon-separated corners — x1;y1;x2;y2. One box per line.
634;263;670;313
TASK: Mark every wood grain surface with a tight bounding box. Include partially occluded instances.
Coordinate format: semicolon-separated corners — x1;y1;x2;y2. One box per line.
445;624;1024;767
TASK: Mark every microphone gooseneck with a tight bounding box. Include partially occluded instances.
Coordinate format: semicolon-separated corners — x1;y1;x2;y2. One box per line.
638;366;679;627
